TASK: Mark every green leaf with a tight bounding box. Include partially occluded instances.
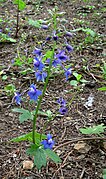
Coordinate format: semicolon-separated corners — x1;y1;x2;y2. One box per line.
13;0;26;11
98;86;106;91
85;28;96;37
12;108;33;123
103;169;106;179
10;132;46;143
80;79;88;83
34;148;47;169
20;68;33;75
13;58;23;66
4;84;16;96
0;33;16;42
31;110;52;118
26;144;39;156
73;72;82;81
2;75;8;80
44;50;53;59
6;37;16;42
70;80;78;86
80;124;106;135
11;132;33;142
28;19;42;28
46;110;52;119
45;149;62;163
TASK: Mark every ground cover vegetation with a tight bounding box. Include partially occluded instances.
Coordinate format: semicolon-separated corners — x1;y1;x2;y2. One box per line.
0;0;106;178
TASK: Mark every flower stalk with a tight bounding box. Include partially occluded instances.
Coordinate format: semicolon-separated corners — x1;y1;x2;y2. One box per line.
32;43;56;144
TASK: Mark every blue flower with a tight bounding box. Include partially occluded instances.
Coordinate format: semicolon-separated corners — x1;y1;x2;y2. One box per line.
41;134;55;150
33;57;44;71
56;50;69;61
14;92;21;105
41;25;49;30
35;71;47;82
65;31;73;37
46;36;51;41
66;44;73;52
33;48;42;56
57;97;66;106
64;67;72;80
27;84;42;101
59;106;67;115
46;58;60;67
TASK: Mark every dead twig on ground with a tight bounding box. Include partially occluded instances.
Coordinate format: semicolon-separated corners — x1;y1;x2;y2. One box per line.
54;137;106;151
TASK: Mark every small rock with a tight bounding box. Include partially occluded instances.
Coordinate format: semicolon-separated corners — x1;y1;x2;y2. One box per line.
74;141;91;153
67;165;72;169
66;117;72;120
9;113;14;117
60;177;64;179
103;142;106;150
23;160;34;169
56;150;61;155
76;154;85;160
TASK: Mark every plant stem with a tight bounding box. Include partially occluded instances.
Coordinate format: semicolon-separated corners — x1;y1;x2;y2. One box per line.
15;0;19;38
32;43;56;144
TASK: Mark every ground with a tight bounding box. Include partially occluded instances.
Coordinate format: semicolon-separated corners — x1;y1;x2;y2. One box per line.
0;0;106;178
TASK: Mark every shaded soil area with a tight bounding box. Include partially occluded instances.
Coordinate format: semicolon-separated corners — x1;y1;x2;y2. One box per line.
0;0;106;178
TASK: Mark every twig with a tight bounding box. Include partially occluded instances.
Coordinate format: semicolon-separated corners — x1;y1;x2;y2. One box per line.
54;137;106;151
80;167;85;179
59;126;67;141
52;150;73;178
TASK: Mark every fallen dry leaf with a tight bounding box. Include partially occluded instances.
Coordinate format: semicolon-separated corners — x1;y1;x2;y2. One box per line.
23;160;34;169
74;141;91;153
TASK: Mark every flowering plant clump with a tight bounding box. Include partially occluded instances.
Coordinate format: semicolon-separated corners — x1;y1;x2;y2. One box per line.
11;8;74;170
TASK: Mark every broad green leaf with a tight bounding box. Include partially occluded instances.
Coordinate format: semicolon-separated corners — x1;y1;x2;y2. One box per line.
85;28;96;37
44;50;53;59
103;169;106;179
31;110;52;118
98;87;106;91
4;84;16;96
73;72;82;81
10;132;46;143
70;80;78;86
11;132;33;142
13;0;26;11
34;148;47;169
80;124;106;135
28;19;42;28
4;84;16;91
12;108;33;123
45;149;62;163
13;58;23;66
26;144;39;156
